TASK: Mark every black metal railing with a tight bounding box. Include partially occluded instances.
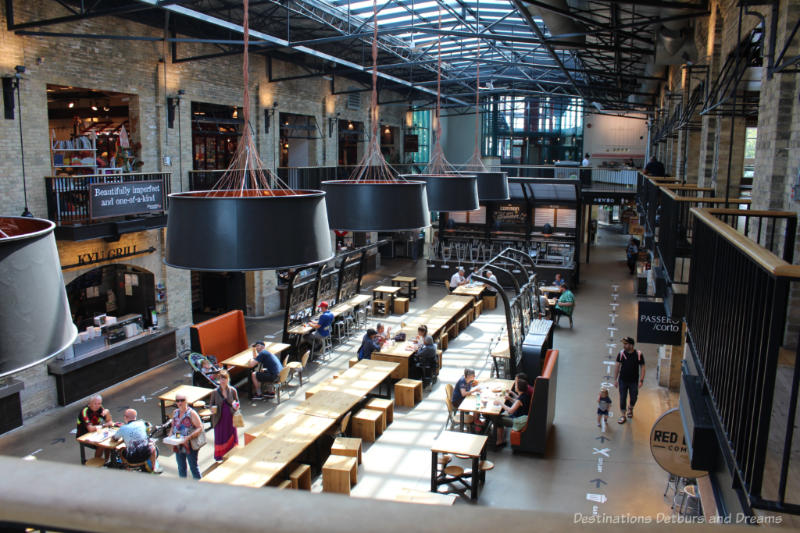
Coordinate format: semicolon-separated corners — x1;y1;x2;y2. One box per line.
45;172;170;224
686;208;800;514
709;208;797;261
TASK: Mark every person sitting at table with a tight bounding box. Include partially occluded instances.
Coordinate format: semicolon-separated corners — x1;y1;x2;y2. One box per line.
451;368;478;408
112;408;160;472
358;328;381;360
413;325;428;345
505;373;534;402
553;273;565;287
375;322;392;346
538;294;550;319
76;394;113;459
248;341;283;399
495;375;530;447
449;267;467;292
467;266;480;283
306;301;334;355
553;284;575;327
412;336;438;383
483;270;498;294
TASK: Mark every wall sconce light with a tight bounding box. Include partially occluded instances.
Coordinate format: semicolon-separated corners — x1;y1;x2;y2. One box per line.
167;89;184;129
67;101;75;109
283;142;289;149
91;102;98;111
232;108;238;119
328;112;340;137
347;121;354;130
384;125;391;135
264;101;278;134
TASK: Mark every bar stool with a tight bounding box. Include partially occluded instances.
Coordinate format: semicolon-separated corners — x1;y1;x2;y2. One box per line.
312;335;333;361
344;311;357;337
333;320;348;343
678;485;700;516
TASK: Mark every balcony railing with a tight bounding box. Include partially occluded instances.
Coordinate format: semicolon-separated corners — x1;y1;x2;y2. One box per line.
686;208;800;513
45;172;170;225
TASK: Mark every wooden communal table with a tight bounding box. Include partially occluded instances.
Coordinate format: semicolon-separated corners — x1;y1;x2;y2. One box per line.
372;340;419;379
76;426;123;464
372;285;402;312
221;343;292;368
539;285;562;296
457;378;515;433
430;431;488;501
452;283;486;300
404;295;474;341
391;276;417;300
158;385;214;424
202;411;336;488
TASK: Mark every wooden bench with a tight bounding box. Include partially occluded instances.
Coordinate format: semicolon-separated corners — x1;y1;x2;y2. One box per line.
322;455;358;495
395;378;422;407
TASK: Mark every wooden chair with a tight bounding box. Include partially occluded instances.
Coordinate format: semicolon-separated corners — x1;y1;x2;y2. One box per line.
327;411;352;438
444;384;472;430
444;280;451;292
274;366;292;404
286;350;310;386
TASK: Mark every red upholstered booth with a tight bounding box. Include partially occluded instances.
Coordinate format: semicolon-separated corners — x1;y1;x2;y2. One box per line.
190;310;249;380
510;348;558;454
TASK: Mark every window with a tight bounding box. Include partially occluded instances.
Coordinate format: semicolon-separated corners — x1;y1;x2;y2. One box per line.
743;127;757;159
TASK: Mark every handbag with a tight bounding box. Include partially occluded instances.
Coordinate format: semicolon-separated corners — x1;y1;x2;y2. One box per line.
232;410;245;428
190;428;207;450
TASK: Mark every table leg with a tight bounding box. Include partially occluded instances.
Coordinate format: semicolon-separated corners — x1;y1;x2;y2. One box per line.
460;411;465;432
471;456;480;501
431;451;438;493
160;400;167;424
80;443;87;465
480;444;487;485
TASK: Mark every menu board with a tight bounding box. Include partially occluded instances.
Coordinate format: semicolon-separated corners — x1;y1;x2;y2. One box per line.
494;203;527;226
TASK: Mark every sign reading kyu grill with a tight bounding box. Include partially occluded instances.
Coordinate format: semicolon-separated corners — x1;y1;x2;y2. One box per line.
89;181;165;220
637;301;682;345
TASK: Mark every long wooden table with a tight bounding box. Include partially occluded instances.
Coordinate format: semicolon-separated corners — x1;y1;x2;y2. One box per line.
221;343;292;368
452;284;486;299
372;340;418;379
77;426;123;464
404;295;473;341
158;385;214;423
457;378;515;432
202;411;335;488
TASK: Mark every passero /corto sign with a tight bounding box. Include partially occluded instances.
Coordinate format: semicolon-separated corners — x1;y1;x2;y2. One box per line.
637;301;682;345
650;408;708;479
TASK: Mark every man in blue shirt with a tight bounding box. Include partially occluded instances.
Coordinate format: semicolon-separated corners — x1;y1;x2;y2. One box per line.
307;301;334;355
248;341;283;399
112;408;159;472
451;368;477;408
358;328;381;360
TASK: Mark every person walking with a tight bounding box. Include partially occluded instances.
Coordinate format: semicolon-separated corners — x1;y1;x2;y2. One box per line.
210;369;239;461
626;238;639;275
614;337;645;424
170;394;204;479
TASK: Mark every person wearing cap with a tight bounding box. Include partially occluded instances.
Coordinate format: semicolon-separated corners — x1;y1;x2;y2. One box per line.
248;341;283;399
614;337;645;424
449;267;467;292
307;301;334;355
358;328;381;360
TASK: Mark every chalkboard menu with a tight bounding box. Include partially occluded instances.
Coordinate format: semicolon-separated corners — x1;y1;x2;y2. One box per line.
89;181;165;220
493;203;528;227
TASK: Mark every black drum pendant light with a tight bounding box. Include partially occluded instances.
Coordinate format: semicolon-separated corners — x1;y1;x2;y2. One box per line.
0;217;77;377
321;0;429;232
400;174;479;212
474;171;510;201
165;0;333;271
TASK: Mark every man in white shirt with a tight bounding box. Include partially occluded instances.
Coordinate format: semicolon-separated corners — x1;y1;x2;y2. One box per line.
483;269;499;294
581;153;591;166
449;267;467;292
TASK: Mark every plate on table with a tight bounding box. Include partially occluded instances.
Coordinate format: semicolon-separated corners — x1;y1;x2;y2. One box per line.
491;386;502;393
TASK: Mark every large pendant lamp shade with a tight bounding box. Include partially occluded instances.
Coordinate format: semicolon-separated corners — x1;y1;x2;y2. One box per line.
166;190;333;271
403;174;479;212
0;217;77;378
474;171;510;201
322;180;430;231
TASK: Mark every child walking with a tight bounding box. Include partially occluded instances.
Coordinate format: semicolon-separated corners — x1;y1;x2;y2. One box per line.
597;388;612;427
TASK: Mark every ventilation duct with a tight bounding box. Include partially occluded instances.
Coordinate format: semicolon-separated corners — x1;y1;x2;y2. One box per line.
523;0;586;48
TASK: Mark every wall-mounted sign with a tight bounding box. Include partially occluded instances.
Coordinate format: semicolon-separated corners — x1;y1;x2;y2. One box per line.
88;181;165;220
403;134;419;152
494;203;527;225
637;301;682;345
61;245;156;270
650;408;708;478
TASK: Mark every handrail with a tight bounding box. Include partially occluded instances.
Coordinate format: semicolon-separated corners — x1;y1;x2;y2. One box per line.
661;184;715;191
691;208;800;278
706;207;797;218
659;187;752;205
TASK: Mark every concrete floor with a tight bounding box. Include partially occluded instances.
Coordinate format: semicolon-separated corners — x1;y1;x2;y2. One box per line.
0;227;681;517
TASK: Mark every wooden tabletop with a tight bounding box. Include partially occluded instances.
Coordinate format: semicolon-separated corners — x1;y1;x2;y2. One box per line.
457;379;515;416
293;389;364;419
453;284;486;297
203;413;334;488
221;344;291;368
392;276;417;284
158;385;214;404
431;431;488;457
245;410;335;442
329;303;353;317
77;427;123;450
373;285;402;295
375;340;418;359
540;285;562;294
347;294;372;306
287;324;313;335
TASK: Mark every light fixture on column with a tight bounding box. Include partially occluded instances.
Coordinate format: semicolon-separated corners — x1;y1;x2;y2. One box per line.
10;66;31;217
264;101;278;134
328;112;340;137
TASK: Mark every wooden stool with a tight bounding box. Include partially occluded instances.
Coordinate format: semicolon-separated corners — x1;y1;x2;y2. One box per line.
473;300;483;318
447;323;458;341
351;408;384;442
349;357;359;368
436;350;443;370
440;332;448;351
84;457;105;467
395;378;423;407
290;463;312;490
331;437;363;465
322;455;358;495
373;299;389;316
277;479;292;490
484;294;497;310
393;297;410;315
365;397;394;428
458;315;469;333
